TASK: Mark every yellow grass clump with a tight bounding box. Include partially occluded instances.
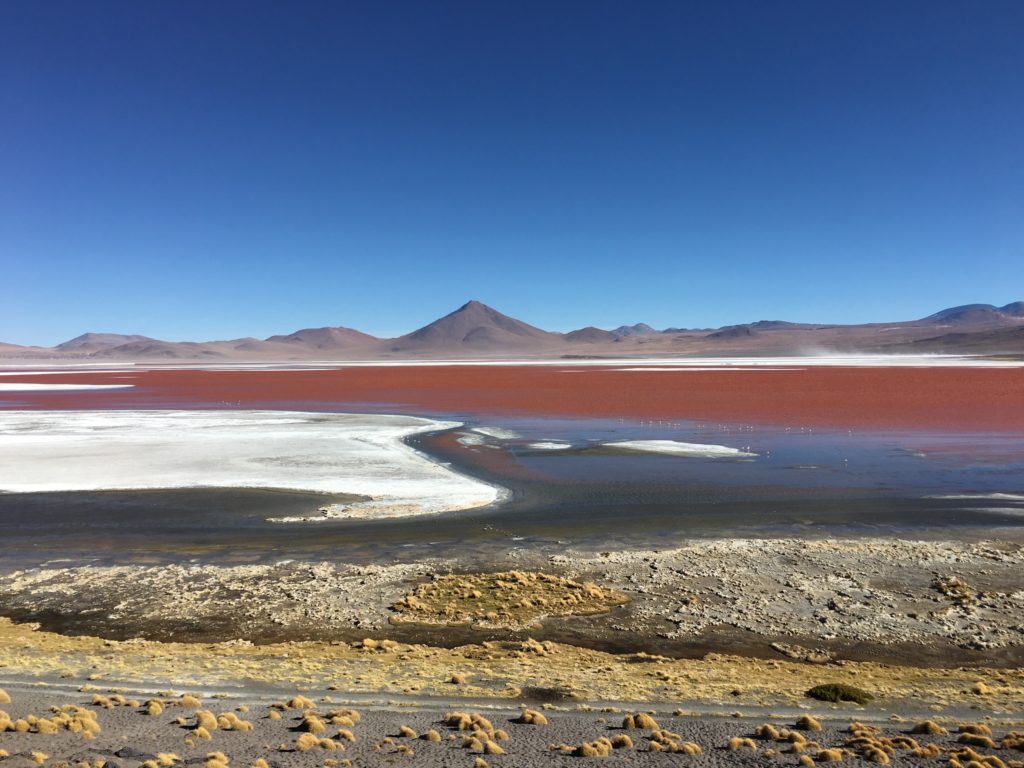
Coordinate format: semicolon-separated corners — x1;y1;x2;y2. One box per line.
817;748;844;762
146;700;164;717
0;689;9;704
728;737;757;751
251;760;269;768
195;710;218;731
473;759;489;768
960;734;998;750
515;708;547;725
391;570;629;629
483;740;505;755
179;695;201;709
288;695;316;710
798;715;823;732
296;733;320;752
336;729;355;743
30;752;48;765
911;720;948;735
622;711;658;730
398;725;417;738
960;724;994;737
421;729;442;742
302;715;327;734
156;753;180;766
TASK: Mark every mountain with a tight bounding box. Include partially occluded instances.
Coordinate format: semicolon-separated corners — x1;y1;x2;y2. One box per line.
265;326;378;351
611;323;658;336
3;299;1024;360
707;325;759;340
91;340;226;358
56;333;154;352
564;326;620;343
388;300;561;354
920;304;1013;325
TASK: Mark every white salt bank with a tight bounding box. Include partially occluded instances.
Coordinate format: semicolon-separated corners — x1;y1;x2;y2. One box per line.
604;439;757;458
0;410;500;520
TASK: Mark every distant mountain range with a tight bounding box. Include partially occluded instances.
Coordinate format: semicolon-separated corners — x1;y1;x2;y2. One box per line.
2;300;1023;360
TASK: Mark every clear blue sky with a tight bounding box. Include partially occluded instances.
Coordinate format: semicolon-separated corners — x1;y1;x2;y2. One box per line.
2;1;1022;345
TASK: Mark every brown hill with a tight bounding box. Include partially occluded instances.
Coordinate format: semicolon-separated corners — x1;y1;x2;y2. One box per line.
564;326;620;343
265;327;379;351
56;333;154;352
387;300;561;354
3;300;1024;361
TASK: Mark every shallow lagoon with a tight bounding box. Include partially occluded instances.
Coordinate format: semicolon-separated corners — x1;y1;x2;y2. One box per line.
0;411;1021;571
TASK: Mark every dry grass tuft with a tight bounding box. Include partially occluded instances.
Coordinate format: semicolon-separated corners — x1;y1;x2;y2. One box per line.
251;760;269;768
336;729;355;743
728;737;757;751
817;748;844;762
798;715;823;732
302;715;327;734
30;752;48;765
295;733;320;752
398;725;417;738
515;708;547;725
1001;732;1024;751
145;700;164;717
473;759;489;768
421;729;442;742
960;724;994;737
483;740;505;755
156;753;179;766
391;570;629;629
179;695;201;709
288;695;317;710
911;720;948;735
0;689;9;705
960;734;998;750
611;734;633;749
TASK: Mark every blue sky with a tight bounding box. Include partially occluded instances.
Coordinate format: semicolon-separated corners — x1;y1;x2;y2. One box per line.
2;1;1022;344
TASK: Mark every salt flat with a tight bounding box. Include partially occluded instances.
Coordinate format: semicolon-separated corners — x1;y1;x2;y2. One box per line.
0;410;500;519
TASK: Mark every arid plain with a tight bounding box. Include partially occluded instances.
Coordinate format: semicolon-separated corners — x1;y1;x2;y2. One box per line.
1;305;1023;767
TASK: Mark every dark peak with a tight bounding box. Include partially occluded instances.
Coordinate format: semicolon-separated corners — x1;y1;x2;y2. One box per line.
921;304;1002;324
565;326;620;343
999;301;1024;317
612;323;659;336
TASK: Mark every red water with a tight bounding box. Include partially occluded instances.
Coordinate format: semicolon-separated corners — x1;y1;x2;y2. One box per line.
2;365;1022;432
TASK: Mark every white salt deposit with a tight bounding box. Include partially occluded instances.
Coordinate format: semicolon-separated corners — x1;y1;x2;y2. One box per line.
527;441;573;450
603;439;757;458
0;383;133;391
0;410;500;520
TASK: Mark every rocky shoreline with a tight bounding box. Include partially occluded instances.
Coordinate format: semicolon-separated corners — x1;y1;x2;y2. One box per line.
1;537;1022;666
